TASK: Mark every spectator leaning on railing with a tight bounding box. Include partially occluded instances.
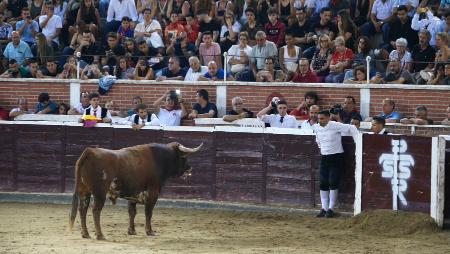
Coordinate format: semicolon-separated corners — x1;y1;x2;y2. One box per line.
189;89;218;119
400;105;433;125
222;96;254;122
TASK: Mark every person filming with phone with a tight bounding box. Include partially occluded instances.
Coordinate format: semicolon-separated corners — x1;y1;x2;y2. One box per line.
153;90;186;126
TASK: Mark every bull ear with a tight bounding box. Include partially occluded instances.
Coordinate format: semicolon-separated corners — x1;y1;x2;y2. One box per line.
178;143;203;154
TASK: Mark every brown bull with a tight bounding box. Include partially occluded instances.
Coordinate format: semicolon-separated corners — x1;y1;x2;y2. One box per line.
68;142;202;240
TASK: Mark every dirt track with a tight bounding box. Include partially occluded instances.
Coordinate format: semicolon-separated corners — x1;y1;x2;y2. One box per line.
1;202;450;254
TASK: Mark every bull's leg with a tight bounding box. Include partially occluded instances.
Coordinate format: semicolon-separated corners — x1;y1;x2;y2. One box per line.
79;193;91;238
144;193;159;236
92;195;106;240
127;201;137;235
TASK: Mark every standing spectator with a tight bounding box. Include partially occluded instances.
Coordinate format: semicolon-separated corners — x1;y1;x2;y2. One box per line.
0;12;13;46
240;7;263;46
290;91;319;120
76;0;101;38
361;0;395;45
39;2;62;50
198;60;234;81
227;32;252;76
188;89;218;119
310;34;332;82
386;5;418;51
153;90;187;126
134;8;163;48
410;29;436;76
117;16;134;43
102;32;126;74
257;100;297;128
400;105;433;125
255;57;285;82
313;109;358;218
3;31;33;65
133;57;154;80
15;7;39;47
198;31;222;68
325;36;354;83
441;104;450;126
340;96;362;124
371;116;390;134
35;92;58;114
68;91;91;115
219;13;240;53
223;96;254;122
300;105;320;130
9;98;33;120
114;56;135;79
37;59;60;78
264;7;285;48
184;56;208;81
388;38;412;70
156;56;187;81
279;32;302;73
31;33;55;66
290;58;319;83
105;0;138;40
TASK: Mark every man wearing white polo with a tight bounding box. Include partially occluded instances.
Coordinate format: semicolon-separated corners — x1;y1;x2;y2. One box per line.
313;110;358;218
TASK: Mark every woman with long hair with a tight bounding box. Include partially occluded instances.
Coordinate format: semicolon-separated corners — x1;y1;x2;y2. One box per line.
336;9;357;50
32;33;55;66
220;13;241;53
124;38;140;67
310;34;332;82
194;0;215;17
134;58;154;80
115;57;135;79
344;65;367;84
279;32;302;73
77;0;101;38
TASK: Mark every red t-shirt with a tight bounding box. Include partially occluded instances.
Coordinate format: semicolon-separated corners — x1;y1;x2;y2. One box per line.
291;70;318;83
330;48;354;66
0;107;9;120
290;107;309;120
185;22;199;44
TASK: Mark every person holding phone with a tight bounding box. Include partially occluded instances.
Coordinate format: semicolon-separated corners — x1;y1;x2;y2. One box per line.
153;90;186;126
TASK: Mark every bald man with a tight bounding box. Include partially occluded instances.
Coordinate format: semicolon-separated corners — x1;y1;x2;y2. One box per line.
198;61;234;81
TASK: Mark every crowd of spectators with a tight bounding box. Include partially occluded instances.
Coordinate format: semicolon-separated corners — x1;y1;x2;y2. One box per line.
0;0;447;84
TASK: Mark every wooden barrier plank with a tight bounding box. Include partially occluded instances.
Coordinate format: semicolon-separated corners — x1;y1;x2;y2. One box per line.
0;124;16;191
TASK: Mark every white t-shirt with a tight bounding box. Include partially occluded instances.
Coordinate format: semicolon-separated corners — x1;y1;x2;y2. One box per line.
73;103;90;114
135;20;162;35
312;121;358;155
157;108;183;126
184;66;208;81
260;114;298;128
39;15;63;45
371;0;394;21
301;119;315;130
389;50;411;69
220;22;241;39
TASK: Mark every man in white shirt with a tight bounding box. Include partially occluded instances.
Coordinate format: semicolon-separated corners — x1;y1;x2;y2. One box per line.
301;105;320;130
79;92;112;123
312;110;358;218
104;0;138;41
129;103;160;130
257;100;298;128
153;90;186;126
185;56;208;81
361;0;395;45
39;3;62;49
134;8;163;48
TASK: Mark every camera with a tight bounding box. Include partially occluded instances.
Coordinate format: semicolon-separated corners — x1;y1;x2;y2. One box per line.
330;104;343;115
271;97;280;108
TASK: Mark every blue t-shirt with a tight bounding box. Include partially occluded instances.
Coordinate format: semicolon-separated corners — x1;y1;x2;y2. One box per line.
204;69;231;79
193;102;218;117
380;111;402;120
35;101;58;114
15;20;39;44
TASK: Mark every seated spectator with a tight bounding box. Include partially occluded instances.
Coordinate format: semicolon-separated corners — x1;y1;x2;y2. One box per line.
196;10;221;47
361;0;394;46
79;92;112;123
0;59;29;78
32;33;55;67
188;89;218;119
114;57;135;80
279;32;301;73
127;96;143;116
4;0;27;23
76;0;101;37
102;32;126;74
59;20;88;66
290;91;319;120
198;61;234;81
219;12;241;53
442;104;450;126
23;58;39;78
257;100;297;128
58;103;70;115
0;12;13;46
105;100;127;117
166;31;195;68
411;29;435;81
58;60;78;79
136;38;154;59
350;116;361;128
164;12;186;43
73;30;98;68
68;91;91;115
134;8;163;49
35;92;58;114
215;0;233;23
435;32;450;64
264;7;285;48
124;38;139;66
37;60;60;78
344;66;367;84
351;36;376;77
9;98;33;120
156;57;187;81
427;64;449;85
255;57;285;82
15;7;39;47
185;56;208;81
104;0;138;41
336;9;356;50
184;14;200;45
3;31;33;65
290;58;319;83
310;34;332;82
385;5;417;52
369;98;402;123
300;105;320;130
303;7;337;59
0;107;8;120
39;2;62;50
400;105;433;125
81;64;104;80
371;59;415;84
223;96;254;122
325;36;354;83
199;31;222;68
371;116;390;135
227;32;252;76
240;7;263;46
117;16;134;42
290;7;311;50
153;90;187;126
340;96;362;124
133;57;154;80
129;103;158;130
388;38;411;70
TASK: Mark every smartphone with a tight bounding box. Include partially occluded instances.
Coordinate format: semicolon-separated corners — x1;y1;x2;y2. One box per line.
175;89;181;95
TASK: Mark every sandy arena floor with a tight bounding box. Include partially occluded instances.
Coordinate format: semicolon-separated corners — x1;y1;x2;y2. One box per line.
1;202;450;254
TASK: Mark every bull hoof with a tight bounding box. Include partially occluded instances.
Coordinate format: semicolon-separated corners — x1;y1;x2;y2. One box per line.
81;233;90;239
146;230;157;236
128;228;136;235
96;235;106;241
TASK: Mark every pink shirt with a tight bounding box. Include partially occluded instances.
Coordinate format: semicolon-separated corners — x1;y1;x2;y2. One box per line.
199;42;221;65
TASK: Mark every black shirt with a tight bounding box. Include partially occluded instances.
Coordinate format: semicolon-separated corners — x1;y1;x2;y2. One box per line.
411;44;436;73
81;44;98;64
199;18;221;41
7;0;28;18
226;108;254;118
105;45;126;67
289;22;312;48
193;102;218;117
388;18;418;48
312;21;338;38
341;110;362;124
161;67;188;78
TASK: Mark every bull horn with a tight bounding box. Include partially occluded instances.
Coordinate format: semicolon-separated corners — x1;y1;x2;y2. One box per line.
178;143;203;153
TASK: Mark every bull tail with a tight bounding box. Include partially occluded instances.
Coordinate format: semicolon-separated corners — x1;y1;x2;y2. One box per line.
69;148;91;230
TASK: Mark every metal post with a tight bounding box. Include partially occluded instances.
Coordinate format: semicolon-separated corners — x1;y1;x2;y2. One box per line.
223;52;228;83
366;56;371;85
76;51;81;80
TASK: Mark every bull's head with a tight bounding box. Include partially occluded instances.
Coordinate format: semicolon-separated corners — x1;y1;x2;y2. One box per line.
169;142;203;179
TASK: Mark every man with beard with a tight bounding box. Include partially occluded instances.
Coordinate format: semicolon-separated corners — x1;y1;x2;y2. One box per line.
290;91;319;120
371;59;414;84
